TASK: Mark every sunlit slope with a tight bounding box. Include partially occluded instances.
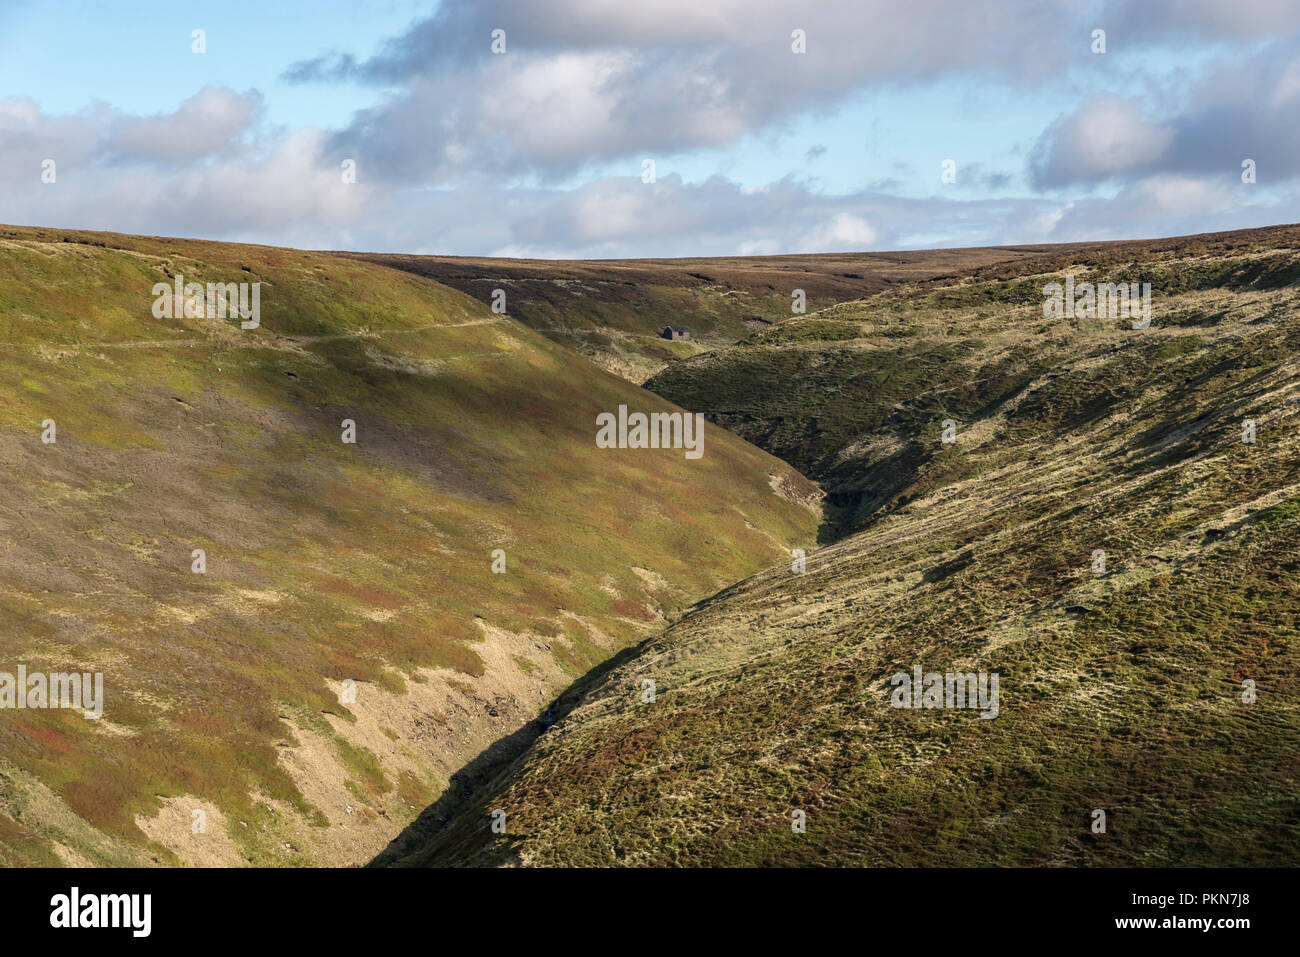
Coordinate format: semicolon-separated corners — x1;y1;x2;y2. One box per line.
388;236;1300;867
0;225;820;866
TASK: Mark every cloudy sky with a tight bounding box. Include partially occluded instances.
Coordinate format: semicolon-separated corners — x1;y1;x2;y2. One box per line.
2;0;1299;257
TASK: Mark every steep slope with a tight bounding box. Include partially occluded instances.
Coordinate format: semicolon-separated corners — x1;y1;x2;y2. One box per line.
347;246;1063;382
0;225;821;866
381;228;1300;867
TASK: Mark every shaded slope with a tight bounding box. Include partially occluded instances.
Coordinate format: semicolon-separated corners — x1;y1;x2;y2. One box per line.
0;225;821;866
383;233;1300;867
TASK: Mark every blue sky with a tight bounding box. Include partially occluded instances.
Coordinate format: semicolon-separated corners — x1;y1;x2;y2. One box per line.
2;0;1300;257
0;0;422;125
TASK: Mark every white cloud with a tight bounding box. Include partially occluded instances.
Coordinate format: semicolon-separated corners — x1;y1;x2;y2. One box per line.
105;88;264;164
303;0;1083;183
796;213;879;252
1044;173;1277;241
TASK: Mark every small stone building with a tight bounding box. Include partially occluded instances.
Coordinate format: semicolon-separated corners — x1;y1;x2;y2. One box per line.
661;326;692;341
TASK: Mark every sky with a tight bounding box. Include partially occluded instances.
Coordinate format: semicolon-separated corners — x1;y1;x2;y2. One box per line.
2;0;1300;258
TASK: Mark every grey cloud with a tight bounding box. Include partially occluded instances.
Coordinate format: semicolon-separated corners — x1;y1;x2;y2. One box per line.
1030;95;1175;188
1031;38;1300;189
960;162;1018;192
1158;41;1300;181
1102;0;1300;41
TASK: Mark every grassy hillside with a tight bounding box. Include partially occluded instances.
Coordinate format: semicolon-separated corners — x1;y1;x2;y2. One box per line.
347;247;1063;382
648;223;1300;539
380;225;1300;867
0;225;820;866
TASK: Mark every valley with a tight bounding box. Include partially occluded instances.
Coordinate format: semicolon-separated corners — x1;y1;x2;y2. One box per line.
3;222;1298;869
376;223;1300;867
